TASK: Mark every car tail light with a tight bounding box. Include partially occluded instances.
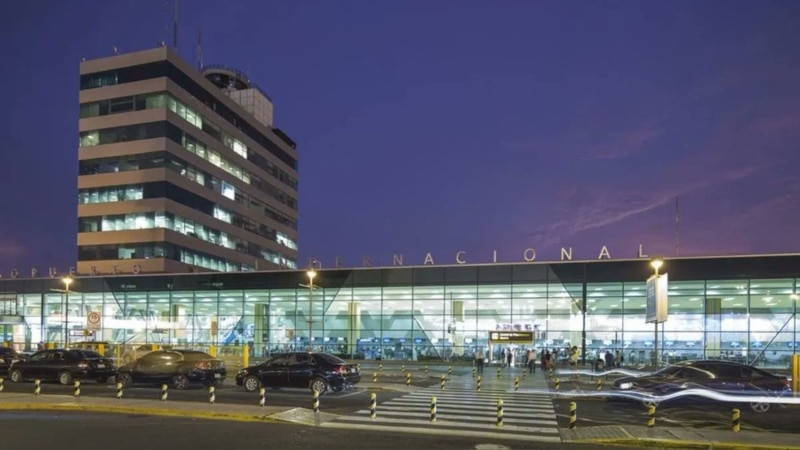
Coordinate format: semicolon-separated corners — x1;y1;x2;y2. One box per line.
334;366;348;375
196;361;210;369
78;360;89;369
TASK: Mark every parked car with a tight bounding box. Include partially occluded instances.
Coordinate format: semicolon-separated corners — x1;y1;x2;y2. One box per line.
0;347;21;376
235;352;361;394
7;349;116;385
612;359;791;413
115;350;226;389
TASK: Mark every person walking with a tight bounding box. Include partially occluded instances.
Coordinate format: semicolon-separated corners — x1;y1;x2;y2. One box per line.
475;348;485;374
528;348;537;374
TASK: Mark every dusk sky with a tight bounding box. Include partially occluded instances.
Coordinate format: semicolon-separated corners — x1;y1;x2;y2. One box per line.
1;0;800;273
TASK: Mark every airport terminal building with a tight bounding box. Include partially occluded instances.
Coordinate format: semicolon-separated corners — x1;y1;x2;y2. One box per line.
0;253;798;367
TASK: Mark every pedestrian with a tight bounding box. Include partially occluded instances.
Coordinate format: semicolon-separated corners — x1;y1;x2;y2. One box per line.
528;348;537;374
475;348;485;374
506;348;513;368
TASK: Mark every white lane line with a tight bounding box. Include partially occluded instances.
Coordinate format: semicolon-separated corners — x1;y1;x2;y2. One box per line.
384;401;555;414
331;415;560;434
349;409;558;426
361;406;556;419
321;421;562;443
334;390;367;399
389;398;554;408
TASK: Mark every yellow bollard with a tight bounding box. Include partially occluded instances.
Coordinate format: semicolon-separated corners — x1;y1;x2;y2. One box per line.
732;408;740;432
258;387;266;407
161;383;168;401
497;367;501;379
378;363;383;373
496;398;504;428
370;392;377;420
430;396;437;423
448;366;452;377
597;378;603;391
373;372;377;383
792;355;800;396
523;371;527;380
1;341;7;347
569;401;577;429
208;385;215;404
208;345;217;358
647;404;656;427
425;365;428;374
313;389;319;413
514;376;519;391
477;375;482;391
34;379;41;395
47;342;55;350
401;364;405;373
74;380;81;398
0;377;4;393
116;382;123;399
406;372;411;387
440;374;445;390
472;367;476;378
151;344;158;351
97;344;105;356
242;344;250;368
555;378;560;391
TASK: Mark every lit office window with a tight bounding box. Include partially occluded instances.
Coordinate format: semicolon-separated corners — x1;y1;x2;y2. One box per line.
221;181;236;201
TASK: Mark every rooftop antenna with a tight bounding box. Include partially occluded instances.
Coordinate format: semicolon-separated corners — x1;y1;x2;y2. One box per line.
195;28;203;70
173;0;179;49
675;196;680;256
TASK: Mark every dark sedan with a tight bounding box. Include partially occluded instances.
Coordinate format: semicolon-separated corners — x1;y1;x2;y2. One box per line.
8;349;115;385
0;347;21;376
236;352;360;394
612;359;791;412
116;350;226;389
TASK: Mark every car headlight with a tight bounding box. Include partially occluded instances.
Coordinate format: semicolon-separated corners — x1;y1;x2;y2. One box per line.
618;382;633;390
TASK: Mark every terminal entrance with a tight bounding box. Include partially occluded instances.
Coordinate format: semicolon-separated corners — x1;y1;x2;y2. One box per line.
487;331;534;367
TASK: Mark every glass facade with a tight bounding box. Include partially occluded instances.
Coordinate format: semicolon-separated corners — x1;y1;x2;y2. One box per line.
1;255;798;368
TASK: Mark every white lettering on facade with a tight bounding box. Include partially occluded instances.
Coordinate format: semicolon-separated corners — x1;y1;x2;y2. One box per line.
362;256;371;267
638;244;648;258
10;269;19;278
69;266;76;277
598;246;611;259
49;267;58;278
393;254;403;266
335;257;344;268
112;265;119;275
132;264;141;275
456;251;467;264
492;250;498;263
561;247;573;261
423;253;435;265
31;268;38;278
90;266;97;276
523;248;536;262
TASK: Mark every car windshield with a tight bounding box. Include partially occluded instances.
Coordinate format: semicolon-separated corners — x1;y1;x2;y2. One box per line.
652;365;683;377
72;350;102;358
178;351;214;361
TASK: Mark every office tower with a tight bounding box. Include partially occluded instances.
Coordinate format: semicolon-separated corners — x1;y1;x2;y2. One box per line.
77;46;298;274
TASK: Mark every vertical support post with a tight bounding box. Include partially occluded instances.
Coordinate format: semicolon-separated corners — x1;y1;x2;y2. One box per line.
34;379;41;396
161;383;168;401
496;367;501;379
569;401;577;429
116;382;123;399
514;376;519;391
597;378;603;391
208;385;215;404
373;372;377;383
477;375;482;391
73;380;81;398
258;387;266;407
430;396;437;423
555;378;560;391
370;392;376;420
647;404;656;427
406;372;411;387
732;408;740;432
440;374;445;390
313;389;319;413
496;398;503;428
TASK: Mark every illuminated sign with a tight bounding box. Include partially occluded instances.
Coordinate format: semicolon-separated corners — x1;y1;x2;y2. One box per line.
489;331;534;344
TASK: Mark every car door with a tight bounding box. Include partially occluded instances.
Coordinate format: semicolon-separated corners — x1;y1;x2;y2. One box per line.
261;355;290;387
43;351;68;381
132;352;163;384
287;353;314;388
18;350;49;380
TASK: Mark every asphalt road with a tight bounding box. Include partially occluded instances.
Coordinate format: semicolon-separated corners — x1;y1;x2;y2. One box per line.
0;411;645;450
550;377;800;434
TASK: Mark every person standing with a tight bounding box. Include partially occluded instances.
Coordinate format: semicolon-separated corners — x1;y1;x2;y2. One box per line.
528;348;537;374
475;348;485;374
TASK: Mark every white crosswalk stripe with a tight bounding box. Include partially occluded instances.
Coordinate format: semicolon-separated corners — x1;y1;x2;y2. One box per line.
323;372;561;443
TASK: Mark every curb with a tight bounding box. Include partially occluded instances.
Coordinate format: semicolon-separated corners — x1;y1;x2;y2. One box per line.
576;438;800;450
0;402;282;424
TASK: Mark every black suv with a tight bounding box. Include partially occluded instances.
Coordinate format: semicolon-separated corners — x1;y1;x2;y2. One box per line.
8;349;116;385
236;352;360;394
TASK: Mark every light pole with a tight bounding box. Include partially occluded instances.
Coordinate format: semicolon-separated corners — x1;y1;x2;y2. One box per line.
300;270;317;351
650;259;663;369
62;277;73;347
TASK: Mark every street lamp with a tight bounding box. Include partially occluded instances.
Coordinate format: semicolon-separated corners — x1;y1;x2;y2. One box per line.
300;270;317;350
649;259;663;368
62;277;73;347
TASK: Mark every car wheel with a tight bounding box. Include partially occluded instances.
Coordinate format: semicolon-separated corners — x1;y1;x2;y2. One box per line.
310;377;329;395
750;401;770;413
9;369;23;383
58;371;73;386
243;375;260;392
116;372;133;388
172;374;190;390
97;376;109;384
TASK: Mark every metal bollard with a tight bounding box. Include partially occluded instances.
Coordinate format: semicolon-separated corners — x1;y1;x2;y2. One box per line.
522;371;527;380
406;372;411;387
555;378;560;391
74;380;81;398
373;372;377;383
496;398;504;428
477;375;482;391
34;379;41;396
208;385;215;404
401;364;405;373
647;404;656;427
370;392;376;420
425;365;428;374
313;389;319;413
597;378;603;391
497;367;501;379
569;401;577;429
514;376;519;391
732;408;740;432
430;396;437;423
440;374;445;390
378;363;382;373
0;377;4;393
161;383;168;401
549;368;553;378
258;387;266;407
448;366;452;377
472;367;476;378
116;382;123;399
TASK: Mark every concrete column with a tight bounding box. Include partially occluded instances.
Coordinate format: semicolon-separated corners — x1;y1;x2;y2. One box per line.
171;305;186;340
253;303;269;357
348;302;361;355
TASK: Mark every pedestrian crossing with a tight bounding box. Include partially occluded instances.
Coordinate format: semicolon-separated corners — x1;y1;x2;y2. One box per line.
322;371;561;443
